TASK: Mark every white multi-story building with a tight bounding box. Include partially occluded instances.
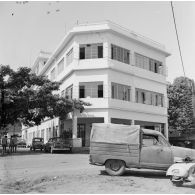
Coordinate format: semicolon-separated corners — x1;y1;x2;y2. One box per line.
22;21;170;147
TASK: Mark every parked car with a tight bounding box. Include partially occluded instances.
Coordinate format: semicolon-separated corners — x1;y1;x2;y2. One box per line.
44;137;56;152
30;137;44;151
44;137;72;153
17;139;27;148
89;123;195;176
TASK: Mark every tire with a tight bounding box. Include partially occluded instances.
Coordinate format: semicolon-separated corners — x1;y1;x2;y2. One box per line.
105;159;125;176
171;176;184;187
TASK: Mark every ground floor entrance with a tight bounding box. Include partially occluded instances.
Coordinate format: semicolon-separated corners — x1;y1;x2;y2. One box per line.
60;117;104;147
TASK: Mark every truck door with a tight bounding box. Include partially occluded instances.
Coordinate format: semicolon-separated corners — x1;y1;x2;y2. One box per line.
140;134;173;170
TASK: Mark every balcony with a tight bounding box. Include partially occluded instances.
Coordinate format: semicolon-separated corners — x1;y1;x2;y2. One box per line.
108;59;166;84
108;98;167;117
77;58;109;70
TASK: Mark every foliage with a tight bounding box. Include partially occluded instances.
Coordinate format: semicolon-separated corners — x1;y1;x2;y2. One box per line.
168;76;194;132
0;65;90;131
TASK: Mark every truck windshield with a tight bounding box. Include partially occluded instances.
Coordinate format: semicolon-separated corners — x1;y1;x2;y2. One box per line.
158;135;170;147
143;134;170;147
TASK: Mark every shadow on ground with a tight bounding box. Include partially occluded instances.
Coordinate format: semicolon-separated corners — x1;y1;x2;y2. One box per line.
0;148;44;157
100;169;167;179
181;183;195;189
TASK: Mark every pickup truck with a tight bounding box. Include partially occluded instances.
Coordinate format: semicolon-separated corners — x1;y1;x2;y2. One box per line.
89;123;195;176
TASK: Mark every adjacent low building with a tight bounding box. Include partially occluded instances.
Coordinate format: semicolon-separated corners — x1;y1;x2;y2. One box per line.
22;21;170;147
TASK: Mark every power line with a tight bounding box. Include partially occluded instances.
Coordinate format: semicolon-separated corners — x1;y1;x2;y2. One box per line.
170;1;186;78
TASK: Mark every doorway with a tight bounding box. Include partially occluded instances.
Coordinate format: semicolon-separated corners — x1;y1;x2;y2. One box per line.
77;124;86;147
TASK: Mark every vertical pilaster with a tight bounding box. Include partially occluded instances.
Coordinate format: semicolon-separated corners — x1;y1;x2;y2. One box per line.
131;87;135;103
104;114;110;123
72;110;78;138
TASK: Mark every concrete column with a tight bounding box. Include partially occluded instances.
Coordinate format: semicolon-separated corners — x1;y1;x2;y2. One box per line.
72;110;77;138
103;42;109;59
73;41;79;60
104;114;110;123
131;87;135;103
131;51;135;66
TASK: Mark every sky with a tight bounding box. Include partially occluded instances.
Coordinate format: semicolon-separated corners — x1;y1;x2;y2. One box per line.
0;1;195;83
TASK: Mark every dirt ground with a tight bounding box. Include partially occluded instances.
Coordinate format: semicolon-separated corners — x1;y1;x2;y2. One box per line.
0;148;195;194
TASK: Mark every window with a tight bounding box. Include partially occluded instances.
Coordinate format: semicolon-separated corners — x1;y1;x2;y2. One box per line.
61;90;65;97
143;134;169;147
79;47;85;59
66;85;73;99
136;88;164;107
155;94;158;106
112;84;117;99
41;129;44;138
66;48;73;65
111;82;131;101
57;58;64;75
98;85;103;98
50;67;56;81
98;46;103;58
79;82;104;98
48;128;51;139
143;135;159;147
46;128;49;141
136;90;139;103
79;43;103;59
79;86;85;98
111;44;130;64
141;92;146;104
135;53;163;74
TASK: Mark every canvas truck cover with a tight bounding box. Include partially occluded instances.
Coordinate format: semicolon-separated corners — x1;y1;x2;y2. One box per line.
90;123;140;145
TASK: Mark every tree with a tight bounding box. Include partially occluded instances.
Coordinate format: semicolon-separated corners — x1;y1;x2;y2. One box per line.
168;76;194;133
0;65;90;132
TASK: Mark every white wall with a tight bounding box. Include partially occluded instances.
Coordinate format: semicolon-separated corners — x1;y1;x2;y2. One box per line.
24;25;170;143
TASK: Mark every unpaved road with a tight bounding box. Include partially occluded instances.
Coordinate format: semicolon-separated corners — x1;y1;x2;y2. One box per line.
0;148;195;194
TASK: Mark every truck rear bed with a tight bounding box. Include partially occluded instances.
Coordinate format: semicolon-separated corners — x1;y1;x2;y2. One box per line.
90;142;140;166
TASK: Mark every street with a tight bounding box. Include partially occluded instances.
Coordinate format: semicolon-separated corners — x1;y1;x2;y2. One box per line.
0;148;195;194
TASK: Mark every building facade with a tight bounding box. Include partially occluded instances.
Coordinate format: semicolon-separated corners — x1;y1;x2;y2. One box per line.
22;21;170;147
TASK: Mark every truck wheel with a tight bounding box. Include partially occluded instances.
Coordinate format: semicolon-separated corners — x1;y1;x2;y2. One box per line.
105;159;125;176
171;177;184;187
